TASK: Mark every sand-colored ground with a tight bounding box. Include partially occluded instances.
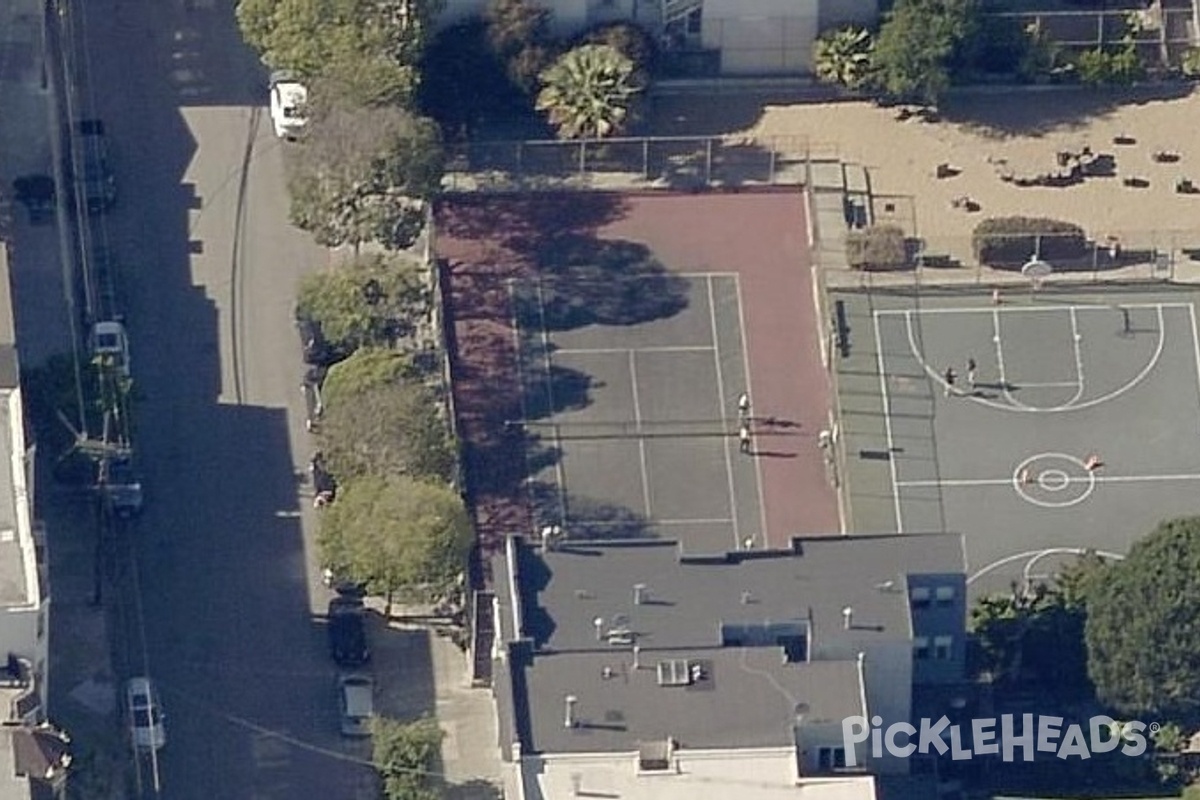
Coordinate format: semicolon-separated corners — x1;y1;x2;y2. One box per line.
656;86;1200;262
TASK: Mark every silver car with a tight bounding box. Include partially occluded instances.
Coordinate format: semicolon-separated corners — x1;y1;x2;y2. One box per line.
337;674;374;737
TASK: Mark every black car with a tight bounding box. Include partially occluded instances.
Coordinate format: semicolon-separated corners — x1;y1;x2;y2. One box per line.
328;597;369;666
70;120;117;215
99;454;143;518
296;316;347;367
11;175;55;224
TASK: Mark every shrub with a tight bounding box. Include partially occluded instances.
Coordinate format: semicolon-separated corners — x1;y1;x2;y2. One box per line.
577;21;658;76
972;216;1087;267
846;225;908;270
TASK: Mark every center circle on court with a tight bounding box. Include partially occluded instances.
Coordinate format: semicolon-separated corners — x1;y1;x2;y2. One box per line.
1012;453;1096;508
1037;469;1070;492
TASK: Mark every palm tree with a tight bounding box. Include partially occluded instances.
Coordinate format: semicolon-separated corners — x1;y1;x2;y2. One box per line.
813;26;874;90
535;44;642;139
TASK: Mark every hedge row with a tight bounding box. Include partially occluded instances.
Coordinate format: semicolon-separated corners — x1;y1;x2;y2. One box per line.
972;217;1087;266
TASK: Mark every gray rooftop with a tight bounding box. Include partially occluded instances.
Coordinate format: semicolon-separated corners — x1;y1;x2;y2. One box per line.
522;651;862;753
515;534;966;653
496;533;966;755
0;248;32;609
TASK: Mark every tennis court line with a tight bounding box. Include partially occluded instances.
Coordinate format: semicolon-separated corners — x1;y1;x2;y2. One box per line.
733;276;770;549
507;280;539;531
554;344;715;356
574;517;734;526
706;275;743;551
898;473;1200;489
876;301;1193;317
873;313;904;534
628;351;653;517
535;280;569;525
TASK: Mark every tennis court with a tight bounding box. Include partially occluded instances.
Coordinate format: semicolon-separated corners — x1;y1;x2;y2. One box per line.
836;286;1200;596
510;271;769;553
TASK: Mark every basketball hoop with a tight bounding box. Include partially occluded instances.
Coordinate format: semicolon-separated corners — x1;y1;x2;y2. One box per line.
1021;257;1053;290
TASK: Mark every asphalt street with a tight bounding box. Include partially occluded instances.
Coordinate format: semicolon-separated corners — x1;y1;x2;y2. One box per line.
65;1;377;797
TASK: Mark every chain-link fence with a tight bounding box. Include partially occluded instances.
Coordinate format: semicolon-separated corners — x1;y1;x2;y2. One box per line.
442;135;814;192
824;229;1195;294
986;6;1197;66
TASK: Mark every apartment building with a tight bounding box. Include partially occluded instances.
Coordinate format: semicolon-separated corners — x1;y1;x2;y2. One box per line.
490;532;968;798
439;0;881;75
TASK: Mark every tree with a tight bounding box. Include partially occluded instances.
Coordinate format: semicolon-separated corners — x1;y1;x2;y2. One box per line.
1086;517;1200;723
536;44;642;139
235;0;437;106
814;27;874;90
286;104;443;250
319;475;472;606
296;254;430;354
374;717;443;800
871;0;981;104
321;347;419;409
419;19;525;136
487;0;554;94
577;21;659;78
319;378;456;483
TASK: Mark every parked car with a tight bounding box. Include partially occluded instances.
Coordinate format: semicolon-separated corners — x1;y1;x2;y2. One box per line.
328;597;369;667
90;320;130;377
70;119;116;214
269;71;308;140
100;454;143;518
11;174;55;224
337;674;375;737
126;677;166;751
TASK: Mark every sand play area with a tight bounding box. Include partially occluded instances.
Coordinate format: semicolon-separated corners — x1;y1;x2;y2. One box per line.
659;86;1200;265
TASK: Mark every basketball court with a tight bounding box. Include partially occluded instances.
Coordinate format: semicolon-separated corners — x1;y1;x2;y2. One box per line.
509;272;769;554
836;285;1200;596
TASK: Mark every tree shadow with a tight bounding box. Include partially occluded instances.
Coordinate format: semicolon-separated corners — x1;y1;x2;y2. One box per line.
441;779;504;800
436;192;629;250
937;84;1195;140
643;86;848;137
516;235;691;329
527;480;653;541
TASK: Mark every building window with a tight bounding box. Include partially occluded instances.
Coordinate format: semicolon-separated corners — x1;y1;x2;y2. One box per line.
913;636;930;660
935;586;955;606
818;746;846;770
934;635;953;660
909;586;931;608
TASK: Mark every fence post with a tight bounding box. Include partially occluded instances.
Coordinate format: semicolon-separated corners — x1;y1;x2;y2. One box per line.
579;140;587;177
516;142;524;176
642;138;650;180
705;138;713;185
770;148;778;185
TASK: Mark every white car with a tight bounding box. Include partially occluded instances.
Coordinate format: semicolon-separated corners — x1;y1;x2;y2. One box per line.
91;320;130;378
337;674;374;737
269;71;308;140
127;677;166;751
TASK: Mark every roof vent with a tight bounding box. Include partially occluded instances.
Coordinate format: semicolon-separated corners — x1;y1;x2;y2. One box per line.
875;579;896;591
607;627;634;646
633;584;648;605
564;695;579;728
638;738;675;772
656;659;693;687
843;606;854;630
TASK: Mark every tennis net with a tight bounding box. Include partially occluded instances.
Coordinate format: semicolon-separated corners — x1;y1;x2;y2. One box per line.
510;418;737;440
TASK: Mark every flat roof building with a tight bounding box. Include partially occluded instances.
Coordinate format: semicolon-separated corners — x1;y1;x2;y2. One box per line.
491;532;967;797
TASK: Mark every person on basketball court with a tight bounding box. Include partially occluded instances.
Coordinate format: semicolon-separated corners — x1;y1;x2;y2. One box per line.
967;357;977;390
943;367;957;397
1084;453;1104;471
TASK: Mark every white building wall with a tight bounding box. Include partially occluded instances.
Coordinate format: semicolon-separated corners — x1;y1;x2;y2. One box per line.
701;0;820;73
